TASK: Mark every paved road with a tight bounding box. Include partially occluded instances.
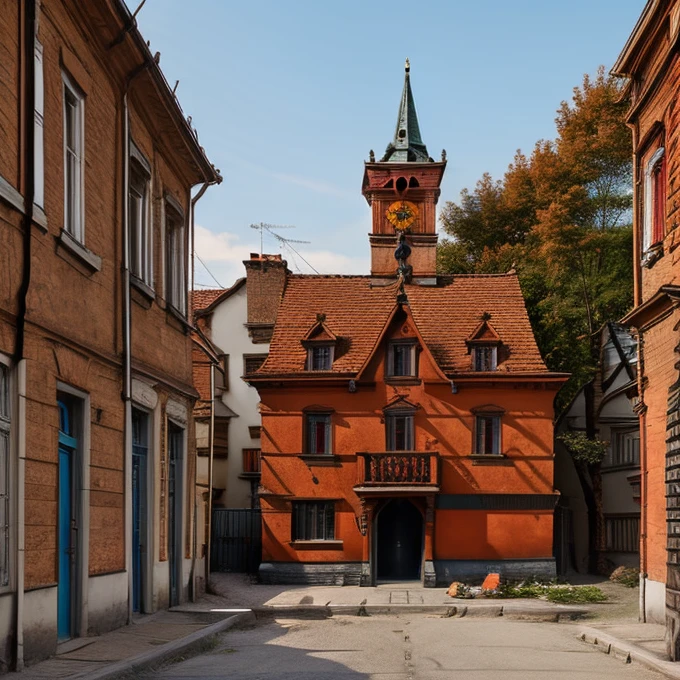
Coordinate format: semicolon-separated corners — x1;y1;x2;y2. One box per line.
149;615;666;679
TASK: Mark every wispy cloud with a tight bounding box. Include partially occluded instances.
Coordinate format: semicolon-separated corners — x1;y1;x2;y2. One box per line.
227;154;354;198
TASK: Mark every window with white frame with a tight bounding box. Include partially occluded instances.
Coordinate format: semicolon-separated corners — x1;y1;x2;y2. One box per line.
610;429;640;467
386;410;415;451
387;341;417;377
0;364;10;587
475;412;501;455
292;501;335;541
643;146;666;255
305;413;332;455
34;39;45;208
63;73;84;241
165;203;186;314
473;345;497;371
307;345;334;371
129;147;152;286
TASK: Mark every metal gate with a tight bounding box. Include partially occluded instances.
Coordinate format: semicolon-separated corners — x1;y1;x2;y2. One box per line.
211;509;262;574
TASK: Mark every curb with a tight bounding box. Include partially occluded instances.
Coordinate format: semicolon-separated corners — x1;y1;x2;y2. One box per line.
249;603;587;621
75;610;256;680
577;625;680;679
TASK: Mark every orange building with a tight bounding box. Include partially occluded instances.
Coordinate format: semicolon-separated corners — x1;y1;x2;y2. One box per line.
612;0;680;656
248;63;568;586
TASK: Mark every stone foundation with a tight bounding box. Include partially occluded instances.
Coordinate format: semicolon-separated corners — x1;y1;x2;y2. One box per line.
259;562;364;586
433;558;556;585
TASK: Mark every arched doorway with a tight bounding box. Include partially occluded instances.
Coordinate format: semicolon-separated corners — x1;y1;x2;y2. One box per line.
376;499;423;581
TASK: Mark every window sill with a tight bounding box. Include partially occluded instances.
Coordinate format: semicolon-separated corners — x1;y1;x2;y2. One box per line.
131;275;155;303
602;463;640;473
238;471;261;479
642;244;663;269
291;540;343;550
385;376;421;385
57;229;102;272
299;454;340;466
33;205;48;233
166;304;191;332
469;454;511;466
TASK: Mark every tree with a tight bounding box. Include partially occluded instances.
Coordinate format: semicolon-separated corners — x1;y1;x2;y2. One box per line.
438;67;632;408
438;68;633;574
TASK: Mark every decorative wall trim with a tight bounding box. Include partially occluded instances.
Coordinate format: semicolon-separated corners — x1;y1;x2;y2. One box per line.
435;494;559;511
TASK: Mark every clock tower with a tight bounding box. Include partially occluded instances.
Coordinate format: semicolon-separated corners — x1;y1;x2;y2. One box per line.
362;60;446;283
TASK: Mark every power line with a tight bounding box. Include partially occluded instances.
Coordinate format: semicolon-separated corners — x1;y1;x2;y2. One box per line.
195;252;224;289
249;222;320;274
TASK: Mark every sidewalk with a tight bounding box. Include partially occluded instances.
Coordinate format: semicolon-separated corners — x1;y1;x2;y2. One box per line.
14;600;254;680
14;572;674;679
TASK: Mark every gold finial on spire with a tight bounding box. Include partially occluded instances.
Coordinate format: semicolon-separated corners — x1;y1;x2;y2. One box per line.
405;57;410;72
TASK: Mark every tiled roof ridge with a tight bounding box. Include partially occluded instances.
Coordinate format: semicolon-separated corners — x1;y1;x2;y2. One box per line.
286;272;519;281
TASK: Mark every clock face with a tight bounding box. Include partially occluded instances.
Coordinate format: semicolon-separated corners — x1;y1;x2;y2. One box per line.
386;200;419;230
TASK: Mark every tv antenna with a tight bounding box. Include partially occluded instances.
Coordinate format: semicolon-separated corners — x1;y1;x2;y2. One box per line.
249;222;320;274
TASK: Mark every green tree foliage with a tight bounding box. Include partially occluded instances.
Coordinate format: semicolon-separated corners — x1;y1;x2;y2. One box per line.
438;67;633;409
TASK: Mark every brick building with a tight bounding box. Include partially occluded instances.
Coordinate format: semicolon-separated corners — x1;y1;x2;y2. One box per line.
0;0;219;668
247;63;567;587
612;0;680;657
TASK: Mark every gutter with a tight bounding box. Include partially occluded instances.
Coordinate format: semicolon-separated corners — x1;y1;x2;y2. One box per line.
14;0;37;669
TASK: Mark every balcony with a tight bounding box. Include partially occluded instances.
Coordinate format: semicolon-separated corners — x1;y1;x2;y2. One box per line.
354;451;439;495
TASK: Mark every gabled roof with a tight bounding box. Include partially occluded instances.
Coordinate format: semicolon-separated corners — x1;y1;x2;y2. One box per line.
465;317;501;344
302;318;338;343
256;273;551;378
192;278;246;316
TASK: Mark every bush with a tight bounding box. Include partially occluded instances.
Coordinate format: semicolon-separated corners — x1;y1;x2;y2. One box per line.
545;586;607;604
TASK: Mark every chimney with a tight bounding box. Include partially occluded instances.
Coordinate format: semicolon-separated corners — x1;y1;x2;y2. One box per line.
243;253;288;343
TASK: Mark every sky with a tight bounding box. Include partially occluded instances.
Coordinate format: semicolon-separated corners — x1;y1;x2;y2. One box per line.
130;0;646;289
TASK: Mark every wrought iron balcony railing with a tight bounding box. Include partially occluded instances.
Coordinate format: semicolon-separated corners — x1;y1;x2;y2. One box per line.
355;451;439;487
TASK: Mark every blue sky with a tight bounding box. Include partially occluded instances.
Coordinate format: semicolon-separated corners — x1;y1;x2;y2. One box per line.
131;0;646;288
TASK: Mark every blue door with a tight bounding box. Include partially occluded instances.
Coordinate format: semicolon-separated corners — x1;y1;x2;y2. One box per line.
57;401;77;641
132;410;148;613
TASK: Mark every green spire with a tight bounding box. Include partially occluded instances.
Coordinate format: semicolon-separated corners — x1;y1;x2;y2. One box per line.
381;58;431;163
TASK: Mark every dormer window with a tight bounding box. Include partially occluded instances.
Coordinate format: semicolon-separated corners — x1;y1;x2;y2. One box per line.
307;345;334;371
473;346;497;372
466;314;502;372
301;314;338;372
387;341;417;377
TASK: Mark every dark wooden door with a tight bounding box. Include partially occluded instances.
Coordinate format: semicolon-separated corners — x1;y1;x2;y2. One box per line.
377;499;423;581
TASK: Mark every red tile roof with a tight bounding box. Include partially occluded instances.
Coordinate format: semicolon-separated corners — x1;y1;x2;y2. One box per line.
191;289;225;312
257;273;549;377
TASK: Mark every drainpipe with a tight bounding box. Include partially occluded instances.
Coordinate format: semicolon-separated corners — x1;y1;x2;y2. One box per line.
15;362;27;671
205;363;215;592
14;0;37;669
122;60;151;623
636;329;647;622
189;178;219;597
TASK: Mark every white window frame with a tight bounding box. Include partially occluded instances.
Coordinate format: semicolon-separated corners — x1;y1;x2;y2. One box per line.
642;146;665;255
385;409;415;451
62;72;85;242
473;345;497;371
34;39;45;209
386;341;417;377
474;413;502;455
305;413;332;455
165;200;186;315
306;344;334;371
129;145;153;286
0;360;11;589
